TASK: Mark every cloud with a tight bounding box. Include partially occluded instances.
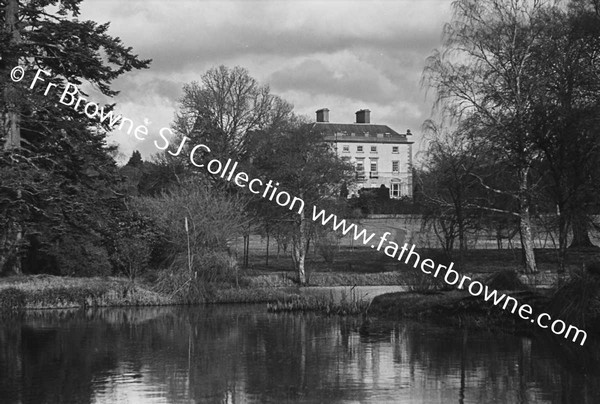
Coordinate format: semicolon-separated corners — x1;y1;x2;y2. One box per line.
269;55;399;105
78;0;453;160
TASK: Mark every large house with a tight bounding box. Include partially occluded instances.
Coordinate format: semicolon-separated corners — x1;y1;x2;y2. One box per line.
310;108;413;198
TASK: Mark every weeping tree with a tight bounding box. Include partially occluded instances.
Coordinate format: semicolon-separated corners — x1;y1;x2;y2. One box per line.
426;0;600;273
424;0;563;273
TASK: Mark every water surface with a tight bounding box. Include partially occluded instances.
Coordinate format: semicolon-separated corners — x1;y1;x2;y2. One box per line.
1;305;599;403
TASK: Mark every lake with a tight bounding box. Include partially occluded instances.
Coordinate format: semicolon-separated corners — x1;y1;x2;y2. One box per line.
1;305;599;403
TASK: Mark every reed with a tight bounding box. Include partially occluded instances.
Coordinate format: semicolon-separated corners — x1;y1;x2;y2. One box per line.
267;287;371;315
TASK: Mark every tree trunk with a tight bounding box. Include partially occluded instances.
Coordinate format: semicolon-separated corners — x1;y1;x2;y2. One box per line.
292;214;307;285
265;231;269;267
0;220;22;275
519;212;537;273
518;167;537;274
3;0;22;150
569;212;595;249
557;204;568;273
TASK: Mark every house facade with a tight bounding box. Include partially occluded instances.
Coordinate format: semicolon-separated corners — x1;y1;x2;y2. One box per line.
311;108;413;198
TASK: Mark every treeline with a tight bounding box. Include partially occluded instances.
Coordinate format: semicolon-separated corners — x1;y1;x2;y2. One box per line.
419;0;600;272
3;0;600;292
0;0;353;294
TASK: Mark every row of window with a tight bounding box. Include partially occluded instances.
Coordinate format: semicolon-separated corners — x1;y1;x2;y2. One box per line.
342;145;400;153
354;160;400;173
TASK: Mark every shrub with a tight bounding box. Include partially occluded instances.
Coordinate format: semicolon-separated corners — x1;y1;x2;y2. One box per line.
317;234;338;264
547;268;600;328
155;266;207;304
486;270;529;291
402;268;449;293
155;250;239;303
195;250;238;284
402;250;454;293
110;236;151;282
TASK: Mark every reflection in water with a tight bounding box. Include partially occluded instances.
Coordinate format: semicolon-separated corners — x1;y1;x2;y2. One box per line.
1;305;600;403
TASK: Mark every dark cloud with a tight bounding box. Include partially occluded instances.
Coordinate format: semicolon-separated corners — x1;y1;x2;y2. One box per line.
77;0;453;159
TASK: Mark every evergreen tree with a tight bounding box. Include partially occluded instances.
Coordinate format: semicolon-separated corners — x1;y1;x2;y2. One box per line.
126;150;143;167
0;0;150;274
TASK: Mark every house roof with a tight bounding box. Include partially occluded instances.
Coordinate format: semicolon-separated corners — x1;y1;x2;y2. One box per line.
310;122;413;144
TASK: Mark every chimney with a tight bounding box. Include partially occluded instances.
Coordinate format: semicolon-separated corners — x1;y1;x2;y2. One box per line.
356;109;370;124
316;108;329;123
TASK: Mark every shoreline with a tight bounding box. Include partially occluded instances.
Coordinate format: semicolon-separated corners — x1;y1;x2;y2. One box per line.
2;273;596;347
0;271;409;312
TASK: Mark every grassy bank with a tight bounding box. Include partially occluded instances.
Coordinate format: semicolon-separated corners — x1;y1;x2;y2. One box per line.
0;275;174;311
0;273;383;313
0;275;308;311
368;269;600;340
368;290;544;330
206;286;299;303
241;270;404;287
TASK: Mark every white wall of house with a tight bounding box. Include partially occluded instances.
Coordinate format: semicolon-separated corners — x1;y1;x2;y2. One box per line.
314;108;413;198
335;141;413;198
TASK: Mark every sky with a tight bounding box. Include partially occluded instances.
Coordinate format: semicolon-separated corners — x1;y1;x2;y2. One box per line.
78;0;453;163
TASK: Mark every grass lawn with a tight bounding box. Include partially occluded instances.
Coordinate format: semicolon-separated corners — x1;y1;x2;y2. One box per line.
243;245;600;276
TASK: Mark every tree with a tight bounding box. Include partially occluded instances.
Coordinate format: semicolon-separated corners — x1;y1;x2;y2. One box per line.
126;150;143;167
424;0;557;273
132;178;250;300
250;123;354;284
418;122;485;259
0;0;150;274
173;65;294;161
528;0;600;259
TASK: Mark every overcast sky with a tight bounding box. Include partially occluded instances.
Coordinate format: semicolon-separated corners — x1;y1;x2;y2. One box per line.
79;0;453;163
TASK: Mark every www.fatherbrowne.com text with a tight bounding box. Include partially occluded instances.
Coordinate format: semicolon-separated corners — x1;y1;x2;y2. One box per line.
14;66;588;346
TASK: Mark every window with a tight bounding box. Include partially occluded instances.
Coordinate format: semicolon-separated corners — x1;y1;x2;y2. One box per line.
370;146;377;153
370;161;378;176
392;146;399;153
356;161;365;180
357;145;364;153
392;161;399;172
342;145;350;153
391;183;401;198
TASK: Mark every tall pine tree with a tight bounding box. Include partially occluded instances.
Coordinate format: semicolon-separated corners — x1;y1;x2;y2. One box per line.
0;0;150;274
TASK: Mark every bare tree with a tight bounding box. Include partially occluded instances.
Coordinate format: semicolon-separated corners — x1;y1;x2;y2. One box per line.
424;0;556;273
173;65;294;159
418;121;485;261
250;124;354;284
